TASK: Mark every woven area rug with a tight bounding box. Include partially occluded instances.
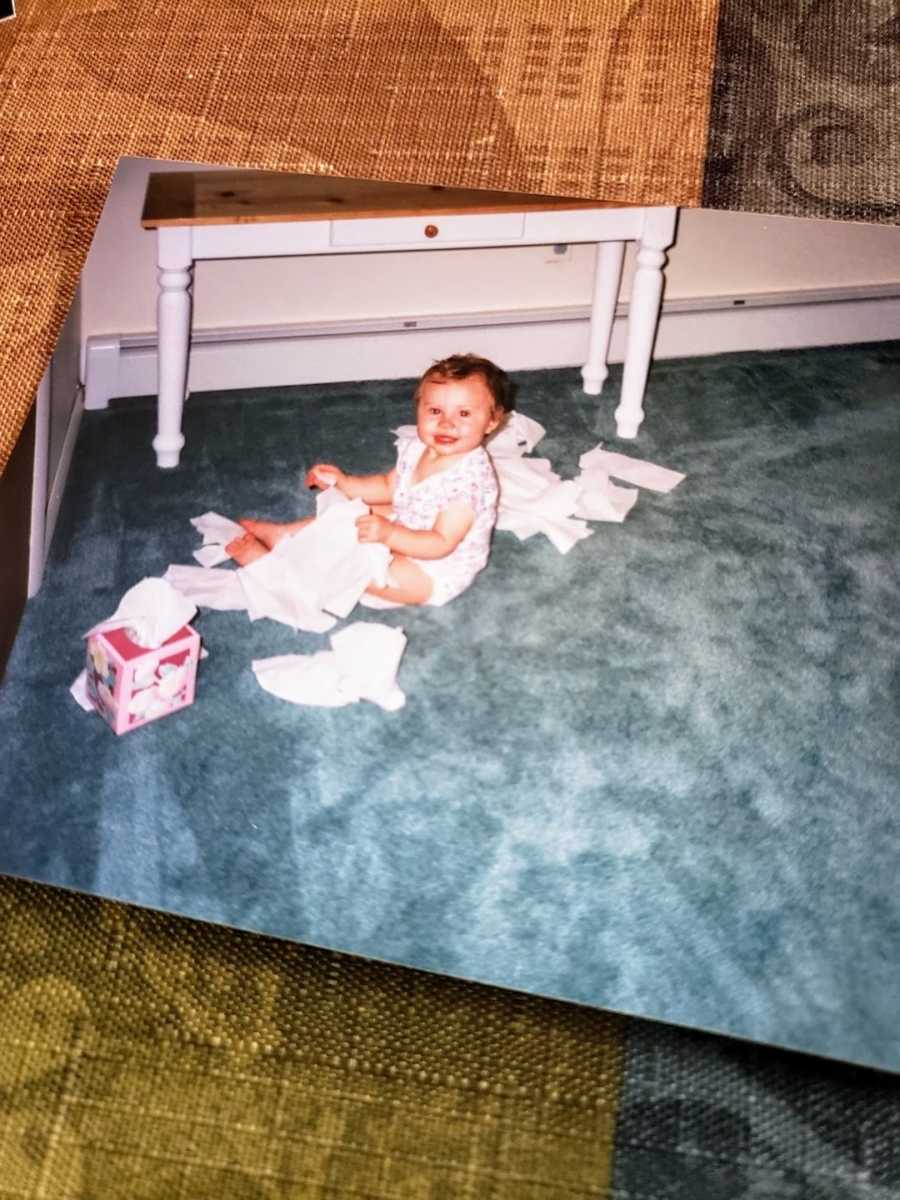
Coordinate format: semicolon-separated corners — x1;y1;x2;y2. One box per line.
1;0;899;473
2;872;900;1199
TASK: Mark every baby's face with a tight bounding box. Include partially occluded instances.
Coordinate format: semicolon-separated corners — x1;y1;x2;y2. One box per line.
416;374;501;459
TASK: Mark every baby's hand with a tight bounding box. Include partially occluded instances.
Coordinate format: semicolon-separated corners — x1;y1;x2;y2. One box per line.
355;513;393;545
306;463;343;489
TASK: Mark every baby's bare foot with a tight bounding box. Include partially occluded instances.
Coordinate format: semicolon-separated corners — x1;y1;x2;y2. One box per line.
240;518;291;549
226;531;269;565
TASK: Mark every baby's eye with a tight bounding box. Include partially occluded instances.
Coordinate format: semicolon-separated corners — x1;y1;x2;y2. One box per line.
428;407;441;415
459;410;470;418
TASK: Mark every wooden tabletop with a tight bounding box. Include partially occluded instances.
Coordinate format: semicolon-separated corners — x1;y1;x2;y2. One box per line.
141;169;625;228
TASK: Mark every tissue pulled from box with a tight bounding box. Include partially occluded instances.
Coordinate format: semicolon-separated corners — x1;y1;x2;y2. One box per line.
84;577;197;649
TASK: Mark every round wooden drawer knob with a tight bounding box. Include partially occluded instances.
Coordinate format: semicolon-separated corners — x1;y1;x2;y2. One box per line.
424;224;439;238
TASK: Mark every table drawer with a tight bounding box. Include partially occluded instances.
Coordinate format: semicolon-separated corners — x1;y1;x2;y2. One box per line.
330;211;525;248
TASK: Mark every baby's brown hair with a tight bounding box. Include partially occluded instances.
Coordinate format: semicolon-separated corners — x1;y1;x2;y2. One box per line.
416;353;514;415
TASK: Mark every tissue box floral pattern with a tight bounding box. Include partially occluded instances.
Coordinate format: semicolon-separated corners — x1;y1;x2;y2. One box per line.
85;625;200;734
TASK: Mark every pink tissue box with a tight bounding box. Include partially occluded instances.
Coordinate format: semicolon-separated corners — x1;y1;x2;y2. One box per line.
85;625;200;735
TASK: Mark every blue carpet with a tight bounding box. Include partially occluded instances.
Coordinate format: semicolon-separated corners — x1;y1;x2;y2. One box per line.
2;341;899;1073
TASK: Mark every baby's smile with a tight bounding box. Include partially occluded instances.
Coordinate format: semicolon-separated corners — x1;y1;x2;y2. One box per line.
416;374;502;460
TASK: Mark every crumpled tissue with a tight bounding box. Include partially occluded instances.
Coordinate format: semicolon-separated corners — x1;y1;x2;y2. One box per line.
487;415;597;551
84;577;197;648
493;459;592;553
160;564;248;611
488;411;546;455
70;671;95;711
578;445;686;493
165;489;391;632
571;468;638;523
252;621;406;710
190;512;246;567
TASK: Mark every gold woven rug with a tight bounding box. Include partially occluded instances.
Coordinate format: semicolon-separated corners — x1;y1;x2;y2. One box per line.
2;0;898;475
5;873;900;1198
0;874;623;1198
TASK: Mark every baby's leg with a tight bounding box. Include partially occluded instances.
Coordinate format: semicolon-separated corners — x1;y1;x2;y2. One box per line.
240;516;314;549
225;516;314;563
364;554;433;605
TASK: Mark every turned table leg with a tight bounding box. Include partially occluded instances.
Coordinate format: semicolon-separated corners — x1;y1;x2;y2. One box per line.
153;227;193;469
581;240;625;395
614;208;675;439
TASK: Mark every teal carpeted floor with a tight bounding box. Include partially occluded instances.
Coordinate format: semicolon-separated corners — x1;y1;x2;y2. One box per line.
2;341;899;1073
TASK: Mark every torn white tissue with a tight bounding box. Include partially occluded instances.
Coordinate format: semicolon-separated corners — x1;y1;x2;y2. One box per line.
330;622;406;708
486;411;546;456
489;436;595;553
163;564;248;611
252;622;406;711
572;468;638;523
314;484;353;517
70;670;94;711
490;453;558;500
84;577;197;649
235;548;339;634
253;651;351;706
494;465;593;554
237;491;391;629
577;446;685;492
190;511;246;567
168;491;392;632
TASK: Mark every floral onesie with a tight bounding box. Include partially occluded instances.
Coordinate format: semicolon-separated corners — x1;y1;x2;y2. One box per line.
391;435;499;606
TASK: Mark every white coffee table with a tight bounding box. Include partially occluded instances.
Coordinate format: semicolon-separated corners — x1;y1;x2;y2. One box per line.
142;170;676;468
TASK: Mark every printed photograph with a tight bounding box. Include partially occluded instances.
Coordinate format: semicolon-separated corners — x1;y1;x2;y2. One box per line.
2;3;900;1195
6;150;900;1059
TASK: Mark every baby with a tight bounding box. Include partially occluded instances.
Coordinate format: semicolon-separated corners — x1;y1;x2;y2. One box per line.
226;354;512;607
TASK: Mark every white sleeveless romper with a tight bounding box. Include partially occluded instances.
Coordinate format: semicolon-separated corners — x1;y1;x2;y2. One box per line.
391;436;499;606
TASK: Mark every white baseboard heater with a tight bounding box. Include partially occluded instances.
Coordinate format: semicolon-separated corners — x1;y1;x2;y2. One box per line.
84;285;900;411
